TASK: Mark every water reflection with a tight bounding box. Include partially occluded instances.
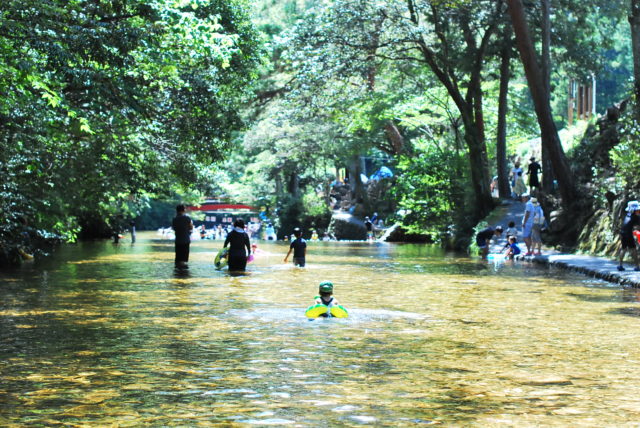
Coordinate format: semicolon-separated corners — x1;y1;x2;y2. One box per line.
2;234;640;426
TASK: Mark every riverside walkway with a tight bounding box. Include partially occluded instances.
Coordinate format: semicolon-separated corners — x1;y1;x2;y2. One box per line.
486;199;640;288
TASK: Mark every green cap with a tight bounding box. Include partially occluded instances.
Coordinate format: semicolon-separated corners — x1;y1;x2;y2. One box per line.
319;281;333;293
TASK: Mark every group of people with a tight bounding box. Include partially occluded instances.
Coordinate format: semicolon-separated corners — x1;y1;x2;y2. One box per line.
520;194;545;256
171;204;308;271
508;156;542;199
475;193;546;259
192;221;277;241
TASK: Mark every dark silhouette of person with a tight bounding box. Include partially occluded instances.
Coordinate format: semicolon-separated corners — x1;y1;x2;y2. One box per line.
130;220;136;243
527;157;542;191
224;219;251;271
172;205;193;267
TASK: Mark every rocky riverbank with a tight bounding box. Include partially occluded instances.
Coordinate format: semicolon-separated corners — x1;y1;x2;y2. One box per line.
484;199;640;288
522;253;640;288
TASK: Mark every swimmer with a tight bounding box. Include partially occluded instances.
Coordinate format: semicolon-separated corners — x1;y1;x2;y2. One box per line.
314;281;339;318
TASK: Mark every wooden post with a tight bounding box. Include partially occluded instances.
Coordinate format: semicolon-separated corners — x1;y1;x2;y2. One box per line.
586;85;593;119
579;85;585;119
591;75;597;116
568;80;574;125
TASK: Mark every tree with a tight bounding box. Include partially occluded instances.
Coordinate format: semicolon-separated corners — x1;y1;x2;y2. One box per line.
631;0;640;116
281;0;507;219
496;36;513;199
540;0;554;193
401;0;502;218
506;0;576;205
0;0;261;246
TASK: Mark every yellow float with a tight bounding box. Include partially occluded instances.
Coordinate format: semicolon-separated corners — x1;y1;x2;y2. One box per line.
214;248;228;270
305;304;349;318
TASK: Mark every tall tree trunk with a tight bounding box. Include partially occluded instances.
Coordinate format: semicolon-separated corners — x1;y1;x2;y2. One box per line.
407;0;495;219
506;0;576;206
540;0;554;193
287;171;299;198
630;0;640;118
462;109;492;214
384;121;405;154
497;41;511;198
348;155;368;210
275;173;283;197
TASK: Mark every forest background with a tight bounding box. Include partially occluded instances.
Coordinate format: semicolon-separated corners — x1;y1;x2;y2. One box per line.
2;0;640;264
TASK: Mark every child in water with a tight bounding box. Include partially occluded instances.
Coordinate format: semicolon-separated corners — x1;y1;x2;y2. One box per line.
248;243;258;263
284;227;307;267
504;235;521;259
314;281;339;317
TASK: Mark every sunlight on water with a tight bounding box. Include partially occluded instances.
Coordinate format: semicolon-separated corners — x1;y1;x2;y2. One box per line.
2;233;640;426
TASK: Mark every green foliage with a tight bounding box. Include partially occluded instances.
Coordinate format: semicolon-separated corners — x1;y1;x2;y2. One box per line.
300;191;332;234
273;188;331;238
392;137;466;236
2;0;634;255
276;193;303;237
611;104;640;192
0;0;261;246
468;220;489;256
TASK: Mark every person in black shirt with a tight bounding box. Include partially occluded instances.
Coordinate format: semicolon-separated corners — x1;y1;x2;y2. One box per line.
475;226;503;259
224;219;251;271
618;201;640;271
172;205;193;267
284;227;307;267
364;216;373;241
527;157;542;191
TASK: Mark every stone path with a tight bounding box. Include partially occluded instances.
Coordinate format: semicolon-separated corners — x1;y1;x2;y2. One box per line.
486;199;640;288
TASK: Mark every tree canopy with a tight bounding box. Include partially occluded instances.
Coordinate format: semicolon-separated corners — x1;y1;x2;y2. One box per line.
1;0;639;256
0;0;261;243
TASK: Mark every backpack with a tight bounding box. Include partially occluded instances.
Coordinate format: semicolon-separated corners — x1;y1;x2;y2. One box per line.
533;206;545;226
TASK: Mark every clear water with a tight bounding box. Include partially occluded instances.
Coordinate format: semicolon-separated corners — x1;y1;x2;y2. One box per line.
2;233;640;426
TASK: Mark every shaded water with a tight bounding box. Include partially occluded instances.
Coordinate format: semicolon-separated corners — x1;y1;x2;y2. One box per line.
2;234;640;426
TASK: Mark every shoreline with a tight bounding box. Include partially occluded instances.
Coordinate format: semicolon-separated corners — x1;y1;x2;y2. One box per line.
518;253;640;288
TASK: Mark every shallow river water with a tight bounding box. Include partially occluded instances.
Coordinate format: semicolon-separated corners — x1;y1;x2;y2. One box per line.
2;233;640;426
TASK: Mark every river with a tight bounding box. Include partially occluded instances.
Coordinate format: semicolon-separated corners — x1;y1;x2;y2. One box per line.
2;233;640;426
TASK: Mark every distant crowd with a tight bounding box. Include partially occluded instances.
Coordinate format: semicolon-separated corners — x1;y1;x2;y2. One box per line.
159;220;279;242
490;156;543;199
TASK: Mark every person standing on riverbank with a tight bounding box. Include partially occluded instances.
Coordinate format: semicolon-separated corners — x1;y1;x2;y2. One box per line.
530;198;544;256
224;219;251;272
172;205;193;267
527;157;542;193
618;201;640;271
513;171;527;199
510;161;523;198
521;194;535;255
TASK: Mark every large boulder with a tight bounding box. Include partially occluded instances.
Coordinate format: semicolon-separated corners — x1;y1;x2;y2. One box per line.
549;209;568;233
329;212;366;240
384;226;432;243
